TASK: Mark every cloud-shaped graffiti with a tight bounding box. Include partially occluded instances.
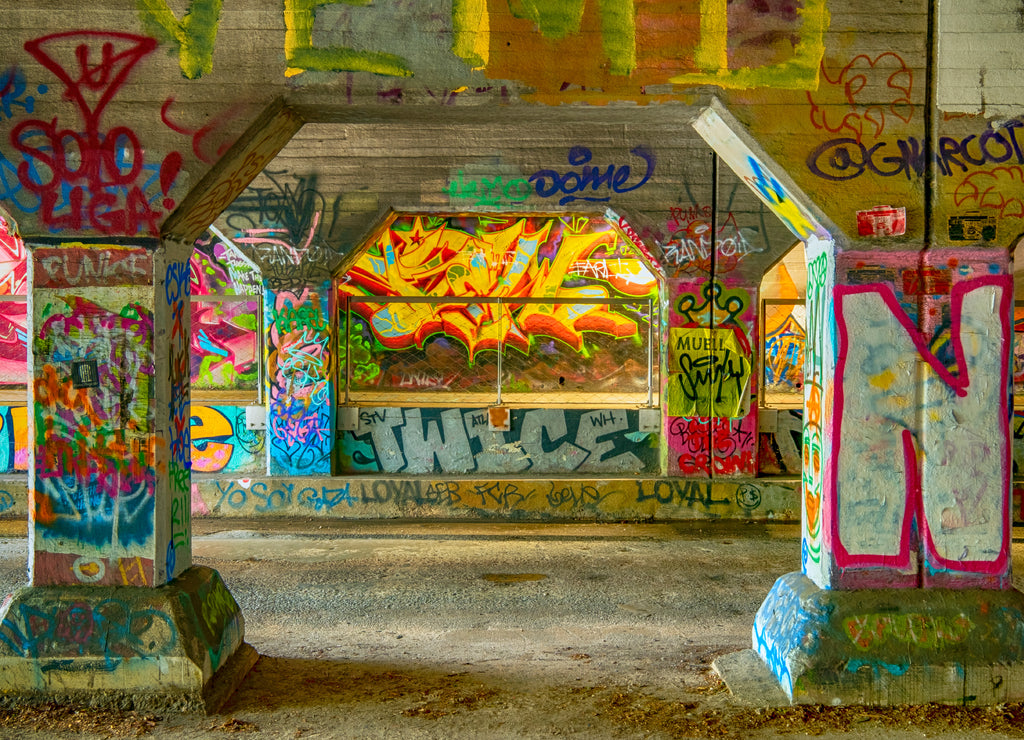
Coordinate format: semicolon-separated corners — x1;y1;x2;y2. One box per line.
807;53;914;142
954;166;1024;218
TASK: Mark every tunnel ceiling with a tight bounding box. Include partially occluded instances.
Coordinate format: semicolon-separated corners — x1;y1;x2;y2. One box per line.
207;109;801;289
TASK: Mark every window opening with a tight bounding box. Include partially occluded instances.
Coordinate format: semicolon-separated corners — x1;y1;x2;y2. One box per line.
759;242;805;409
0;215;27;401
336;212;661;408
190;228;264;403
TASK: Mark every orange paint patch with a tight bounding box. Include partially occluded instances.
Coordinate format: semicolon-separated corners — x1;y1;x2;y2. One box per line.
32;489;55;526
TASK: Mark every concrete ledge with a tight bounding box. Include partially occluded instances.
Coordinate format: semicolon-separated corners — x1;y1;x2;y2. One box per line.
5;474;1024;522
0;566;253;712
191;475;801;521
751;571;1024;706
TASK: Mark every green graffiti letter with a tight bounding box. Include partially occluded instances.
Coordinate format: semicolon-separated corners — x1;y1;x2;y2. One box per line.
457;0;635;76
284;0;413;78
597;0;636;76
137;0;222;79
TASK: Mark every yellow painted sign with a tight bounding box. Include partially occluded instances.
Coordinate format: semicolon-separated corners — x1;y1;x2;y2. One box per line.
667;327;751;418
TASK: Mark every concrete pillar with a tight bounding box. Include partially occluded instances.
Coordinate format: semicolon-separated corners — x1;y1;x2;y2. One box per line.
691;101;1024;706
0;239;255;711
751;240;1024;704
664;276;758;477
265;279;335;475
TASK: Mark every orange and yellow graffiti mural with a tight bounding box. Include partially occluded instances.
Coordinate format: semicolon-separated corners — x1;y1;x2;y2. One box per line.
336;213;660;401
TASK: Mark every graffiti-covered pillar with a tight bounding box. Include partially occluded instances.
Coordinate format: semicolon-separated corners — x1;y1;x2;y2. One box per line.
694;100;1024;705
265;279;335;475
750;242;1024;705
0;239;255;710
798;247;1013;591
664;277;757;477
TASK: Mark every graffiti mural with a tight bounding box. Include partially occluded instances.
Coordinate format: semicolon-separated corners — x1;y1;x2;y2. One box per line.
191;299;259;392
444;146;656;208
455;0;828;100
33;281;156;586
0;405;27;473
340;407;656;475
0;403;264;479
167;106;303;245
122;0;831;98
807;119;1024;183
267;282;333;475
189;230;262;403
164;257;191;580
0;216;27;389
0;214;25;295
7;32;182;237
667;327;751;418
807;53;914;142
831;253;1011;588
138;0;223;80
174;569;242;673
190;405;265;474
337;213;659;404
668;415;757;477
0;299;25;387
660;204;769;277
0;597;176;668
190;229;262;297
666;279;757;477
693;104;827;243
764;305;805;396
197;475;797;520
801;239;832;583
227;170;344;290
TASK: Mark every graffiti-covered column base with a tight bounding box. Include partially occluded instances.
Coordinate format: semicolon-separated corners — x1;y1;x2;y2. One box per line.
0;566;256;713
744;572;1024;706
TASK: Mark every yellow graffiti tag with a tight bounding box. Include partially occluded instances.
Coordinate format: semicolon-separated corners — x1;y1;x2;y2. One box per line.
672;0;829;90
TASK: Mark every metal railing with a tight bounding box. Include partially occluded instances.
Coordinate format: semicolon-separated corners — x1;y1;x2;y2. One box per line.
341;295;657;408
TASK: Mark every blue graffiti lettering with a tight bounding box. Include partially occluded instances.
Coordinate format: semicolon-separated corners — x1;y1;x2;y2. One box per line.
0;67;45;121
0;599;177;671
164;261;190;305
210;481;357;514
807;122;1024;182
529;146;656;205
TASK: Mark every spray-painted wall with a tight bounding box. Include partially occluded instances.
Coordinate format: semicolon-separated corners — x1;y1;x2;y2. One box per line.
340;407;659;475
0;1;1019;524
31;245;159;585
810;249;1012;589
0;2;1013;254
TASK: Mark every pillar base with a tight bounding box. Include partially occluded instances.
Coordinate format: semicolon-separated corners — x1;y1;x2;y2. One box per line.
743;572;1024;705
0;566;256;713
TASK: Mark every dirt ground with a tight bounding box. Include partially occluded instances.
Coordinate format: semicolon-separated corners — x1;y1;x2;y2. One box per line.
1;519;1023;739
6;673;1024;739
